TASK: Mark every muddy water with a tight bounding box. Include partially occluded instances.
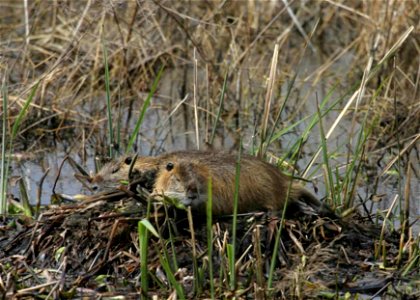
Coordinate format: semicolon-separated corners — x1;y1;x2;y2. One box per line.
8;53;419;234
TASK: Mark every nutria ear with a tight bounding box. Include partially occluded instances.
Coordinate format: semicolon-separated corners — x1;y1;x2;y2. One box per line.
166;162;174;171
124;157;132;165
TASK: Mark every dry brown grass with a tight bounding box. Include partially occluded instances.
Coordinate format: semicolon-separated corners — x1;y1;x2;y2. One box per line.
1;0;418;153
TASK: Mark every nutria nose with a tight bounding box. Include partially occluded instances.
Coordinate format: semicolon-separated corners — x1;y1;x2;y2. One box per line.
187;190;197;200
186;181;198;199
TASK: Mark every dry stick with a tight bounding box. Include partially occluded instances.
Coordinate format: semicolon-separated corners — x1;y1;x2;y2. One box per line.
193;48;200;150
231;4;289;70
205;64;210;144
376;194;399;259
103;219;122;265
46;255;67;299
152;0;209;63
158;95;189;128
36;168;50;216
304;37;359;84
156;94;189;156
324;0;373;21
281;0;315;52
23;0;29;47
370;134;420;156
379;134;419;177
15;281;59;295
23;212;44;255
398;159;413;266
187;207;199;294
20;0;30;80
259;43;279;156
52;156;70;195
403;160;412;237
414;58;420;98
253;225;264;297
303;26;414;178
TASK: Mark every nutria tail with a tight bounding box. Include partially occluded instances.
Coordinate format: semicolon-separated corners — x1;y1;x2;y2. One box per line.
290;184;338;219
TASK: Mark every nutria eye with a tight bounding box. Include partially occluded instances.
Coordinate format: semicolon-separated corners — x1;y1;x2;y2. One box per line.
124;157;132;165
166;162;174;171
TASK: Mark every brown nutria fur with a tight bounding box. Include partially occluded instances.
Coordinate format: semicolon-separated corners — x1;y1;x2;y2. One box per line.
89;155;161;191
152;151;335;217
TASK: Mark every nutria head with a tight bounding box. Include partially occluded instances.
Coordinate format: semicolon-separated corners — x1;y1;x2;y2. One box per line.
90;155;159;192
153;161;208;209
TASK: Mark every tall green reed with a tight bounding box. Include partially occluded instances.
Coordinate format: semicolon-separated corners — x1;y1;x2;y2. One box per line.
228;142;242;292
138;218;159;299
126;65;164;153
1;80;8;214
0;81;39;215
206;177;215;299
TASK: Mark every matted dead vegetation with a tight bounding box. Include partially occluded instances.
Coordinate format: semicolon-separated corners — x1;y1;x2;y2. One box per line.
1;186;415;299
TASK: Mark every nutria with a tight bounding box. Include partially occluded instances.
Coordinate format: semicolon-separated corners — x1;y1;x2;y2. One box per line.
152;151;335;217
89;155;161;191
89;151;207;191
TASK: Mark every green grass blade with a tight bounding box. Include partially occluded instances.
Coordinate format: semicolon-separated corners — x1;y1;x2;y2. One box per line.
18;178;33;217
229;141;242;290
1;81;39;214
316;99;335;203
345;77;388;209
10;81;39;140
126;65;164;153
1;80;8;213
227;243;235;290
138;220;150;298
139;219;159;238
187;207;201;295
160;255;186;299
268;139;303;290
206;176;215;299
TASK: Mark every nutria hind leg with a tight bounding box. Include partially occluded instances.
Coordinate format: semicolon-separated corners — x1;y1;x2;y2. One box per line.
290;184;339;219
